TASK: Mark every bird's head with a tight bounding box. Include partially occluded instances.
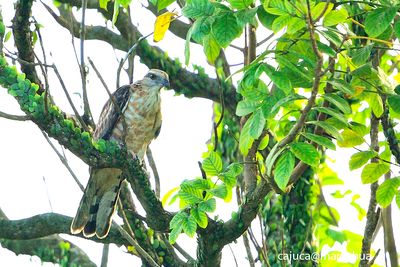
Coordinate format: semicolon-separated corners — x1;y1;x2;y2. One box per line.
142;69;170;92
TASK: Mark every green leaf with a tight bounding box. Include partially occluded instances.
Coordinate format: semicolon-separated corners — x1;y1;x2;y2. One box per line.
227;0;253;9
182;0;215;19
313;106;348;125
117;0;132;8
290;142;320;167
319;164;344;186
170;212;187;229
169;224;183;244
274;150;295;191
306;121;342;141
387;95;400;114
236;99;260;116
257;6;278;30
248;109;265;139
162;186;179;206
191;16;213;43
157;0;175;10
185;26;194;66
396;190;400;209
337;129;364;148
203;34;221;65
286;17;306;35
278;56;313;83
361;163;390;184
262;64;292;94
326;228;347;244
235;8;258;26
311;2;333;20
211;11;243;48
202;151;223;176
349;151;378;171
302;132;336;150
368;93;384;117
268;94;306;118
327;79;355;95
364;7;397;37
182;215;197;237
323;8;348;27
190;208;208;228
351;44;373;65
322;94;351;114
99;0;110;9
376;177;400;208
239;117;254;156
395;20;400;39
210;184;228;199
198;198;216;212
350;195;366;220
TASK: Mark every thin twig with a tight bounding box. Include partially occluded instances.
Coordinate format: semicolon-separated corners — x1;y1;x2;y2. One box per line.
79;0;94;127
243;232;255;267
100;244;109;267
117;199;160;267
146;148;161;198
42;176;54;212
0;111;29;121
228;244;239;267
52;63;89;132
256;33;274;47
116;33;152;88
172;242;195;262
41;131;85;191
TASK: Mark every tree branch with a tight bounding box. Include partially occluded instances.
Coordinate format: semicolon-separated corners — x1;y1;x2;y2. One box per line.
0;111;29;121
12;0;44;93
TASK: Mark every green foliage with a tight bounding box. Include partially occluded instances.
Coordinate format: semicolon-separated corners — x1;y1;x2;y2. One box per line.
361;163;390;184
376;177;400;208
349;151;378;171
274;150;295;191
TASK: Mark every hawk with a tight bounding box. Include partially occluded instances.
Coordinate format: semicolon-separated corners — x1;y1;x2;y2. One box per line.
71;69;169;239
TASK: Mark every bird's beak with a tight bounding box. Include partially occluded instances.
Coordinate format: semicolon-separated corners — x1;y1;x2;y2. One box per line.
161;78;170;89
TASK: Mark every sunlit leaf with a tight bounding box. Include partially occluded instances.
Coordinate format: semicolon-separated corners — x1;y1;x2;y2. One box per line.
337;129;364;148
365;7;397;37
376;177;400;208
274;150;295;191
153;11;178;42
202;151;223;176
327;79;355;95
361;163;390;184
190;208;208;228
203;34;221;65
323;8;348;27
290;142;320;167
211;11;243;48
157;0;175;11
302;132;336;150
322;93;351;114
248;109;265;139
349;150;378;171
182;214;197;237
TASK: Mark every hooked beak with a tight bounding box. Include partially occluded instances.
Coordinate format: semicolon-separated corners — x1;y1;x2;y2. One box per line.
161;78;170;89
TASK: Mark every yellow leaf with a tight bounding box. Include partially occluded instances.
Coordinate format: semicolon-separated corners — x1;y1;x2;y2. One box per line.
394;72;400;83
153;11;178;42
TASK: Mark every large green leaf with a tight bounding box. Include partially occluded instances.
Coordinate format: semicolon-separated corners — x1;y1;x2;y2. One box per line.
248;109;265;139
157;0;175;10
337;129;364;148
268;94;306;118
302;132;336;150
235;8;258;26
322;94;352;114
290;142;320;167
211;11;243;48
239;116;254;156
236;99;260;116
274;150;295;191
367;93;384;118
364;7;397;37
376;177;400;208
349;151;378;171
323;8;348;27
387;95;400;114
313;106;348;124
202;151;223;176
227;0;253;10
198;198;216;212
307;121;342;141
327;79;355;95
203;35;221;65
361;163;390;184
182;0;215;19
262;64;292;94
182;214;197;237
190;208;208;228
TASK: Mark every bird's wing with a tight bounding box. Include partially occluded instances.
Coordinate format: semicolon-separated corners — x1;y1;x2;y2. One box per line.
93;85;132;140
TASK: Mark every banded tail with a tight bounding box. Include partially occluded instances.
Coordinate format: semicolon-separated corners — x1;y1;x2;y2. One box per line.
71;168;122;239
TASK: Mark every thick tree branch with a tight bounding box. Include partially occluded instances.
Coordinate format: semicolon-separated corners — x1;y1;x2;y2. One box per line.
12;0;44;93
0;213;126;246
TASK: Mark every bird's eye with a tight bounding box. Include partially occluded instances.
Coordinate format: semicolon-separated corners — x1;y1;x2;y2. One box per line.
148;73;156;80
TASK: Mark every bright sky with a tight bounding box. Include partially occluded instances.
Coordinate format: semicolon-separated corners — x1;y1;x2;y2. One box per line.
0;1;399;267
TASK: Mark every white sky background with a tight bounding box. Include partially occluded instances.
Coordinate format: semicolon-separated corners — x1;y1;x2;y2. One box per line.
0;0;399;266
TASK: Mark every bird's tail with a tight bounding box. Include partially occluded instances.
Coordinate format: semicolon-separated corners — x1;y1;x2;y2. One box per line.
71;168;122;239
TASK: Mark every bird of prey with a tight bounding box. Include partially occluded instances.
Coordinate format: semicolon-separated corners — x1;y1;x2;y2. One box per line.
71;69;169;239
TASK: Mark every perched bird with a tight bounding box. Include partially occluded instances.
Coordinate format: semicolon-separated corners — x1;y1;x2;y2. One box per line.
71;69;169;239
